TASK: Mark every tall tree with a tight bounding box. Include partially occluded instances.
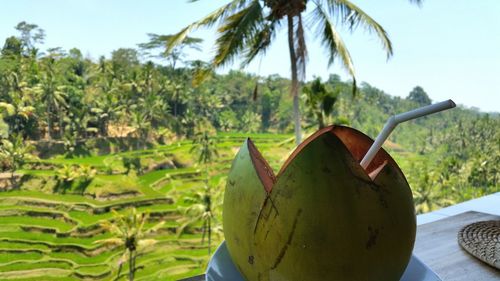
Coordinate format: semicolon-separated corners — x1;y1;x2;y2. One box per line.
139;34;203;69
14;21;45;56
38;57;67;139
303;77;338;129
166;0;421;144
111;48;140;80
407;86;431;105
187;121;219;254
95;208;163;281
1;36;23;57
0;134;34;187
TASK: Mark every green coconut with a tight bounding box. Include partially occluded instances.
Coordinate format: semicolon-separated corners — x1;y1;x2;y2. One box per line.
223;126;416;281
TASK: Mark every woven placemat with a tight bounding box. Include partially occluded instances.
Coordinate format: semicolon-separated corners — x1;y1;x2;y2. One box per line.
458;220;500;270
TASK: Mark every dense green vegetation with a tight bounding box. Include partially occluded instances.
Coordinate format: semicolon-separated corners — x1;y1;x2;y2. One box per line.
0;21;498;280
0;132;293;280
167;0;421;144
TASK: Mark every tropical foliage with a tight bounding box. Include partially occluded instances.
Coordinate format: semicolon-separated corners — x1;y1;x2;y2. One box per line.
167;0;422;144
95;208;164;281
0;20;497;280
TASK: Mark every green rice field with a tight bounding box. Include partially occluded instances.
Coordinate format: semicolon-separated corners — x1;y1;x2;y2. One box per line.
0;133;294;280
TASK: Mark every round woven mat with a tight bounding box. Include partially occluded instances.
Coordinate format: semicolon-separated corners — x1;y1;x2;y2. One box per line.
457;220;500;270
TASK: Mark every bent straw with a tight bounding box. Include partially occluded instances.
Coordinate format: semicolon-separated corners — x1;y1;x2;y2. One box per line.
360;99;456;169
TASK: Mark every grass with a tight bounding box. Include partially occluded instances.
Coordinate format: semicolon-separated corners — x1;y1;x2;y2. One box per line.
0;269;72;280
0;232;113;248
48;250;119;265
0;216;75;233
74;264;110;275
0;132;293;280
0;252;43;264
0;241;50;251
0;260;73;272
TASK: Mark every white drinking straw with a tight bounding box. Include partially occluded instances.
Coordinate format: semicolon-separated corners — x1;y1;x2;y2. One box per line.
360;99;456;169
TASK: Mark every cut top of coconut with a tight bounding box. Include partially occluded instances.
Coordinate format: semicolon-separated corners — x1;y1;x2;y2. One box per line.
331;126;397;178
247;138;276;193
246;125;401;193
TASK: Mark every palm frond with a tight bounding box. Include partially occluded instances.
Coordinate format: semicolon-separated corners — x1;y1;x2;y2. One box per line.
116;251;129;267
0;102;15;116
184;203;206;216
137;212;148;235
241;20;279;66
295;14;307;80
146;221;165;234
99;220;112;230
94;237;124;246
165;0;251;55
322;0;393;59
192;65;215;87
409;0;424;7
351;76;357;97
137;239;157;249
111;209;129;236
176;215;203;238
311;4;355;77
213;0;263;67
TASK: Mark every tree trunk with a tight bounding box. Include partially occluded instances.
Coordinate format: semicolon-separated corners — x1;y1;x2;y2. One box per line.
208;217;212;255
10;169;16;189
114;262;123;281
47;104;52;140
174;89;178;118
287;15;301;145
205;162;211;255
205;163;209;189
129;250;135;281
58;113;64;139
318;112;325;129
103;118;108;137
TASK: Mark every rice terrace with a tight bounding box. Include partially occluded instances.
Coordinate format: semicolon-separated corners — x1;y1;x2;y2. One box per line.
0;0;499;281
0;131;298;280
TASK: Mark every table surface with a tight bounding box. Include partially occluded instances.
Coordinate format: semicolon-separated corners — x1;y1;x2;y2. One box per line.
180;210;500;281
416;192;500;225
414;211;499;281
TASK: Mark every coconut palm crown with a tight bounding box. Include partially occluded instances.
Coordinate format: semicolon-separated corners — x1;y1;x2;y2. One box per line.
167;0;422;144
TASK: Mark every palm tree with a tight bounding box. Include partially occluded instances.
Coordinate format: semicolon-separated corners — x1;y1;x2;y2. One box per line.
186;121;219;254
177;177;225;255
190;122;219;170
38;57;67;139
412;165;455;214
167;0;421;144
0;68;39;139
0;134;34;187
302;77;338;129
130;111;151;149
95;208;164;281
0;92;36;137
167;80;186;119
240;110;261;133
141;93;167;128
138;34;203;69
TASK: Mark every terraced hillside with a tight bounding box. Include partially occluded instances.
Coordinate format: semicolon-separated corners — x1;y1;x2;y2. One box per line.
0;133;294;281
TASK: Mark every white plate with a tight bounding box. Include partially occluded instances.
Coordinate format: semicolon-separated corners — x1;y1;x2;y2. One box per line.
206;241;441;281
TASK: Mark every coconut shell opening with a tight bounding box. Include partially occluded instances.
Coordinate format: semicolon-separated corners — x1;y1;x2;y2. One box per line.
248;126;400;192
277;125;393;176
247;138;276;193
330;126;397;180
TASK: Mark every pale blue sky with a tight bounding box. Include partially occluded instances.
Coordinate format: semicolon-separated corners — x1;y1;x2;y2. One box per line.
1;0;499;112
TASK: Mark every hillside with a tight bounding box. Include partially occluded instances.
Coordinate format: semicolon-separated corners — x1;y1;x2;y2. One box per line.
0;29;498;280
0;133;295;280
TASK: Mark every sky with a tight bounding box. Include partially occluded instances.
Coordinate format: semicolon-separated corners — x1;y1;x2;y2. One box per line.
1;0;499;112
